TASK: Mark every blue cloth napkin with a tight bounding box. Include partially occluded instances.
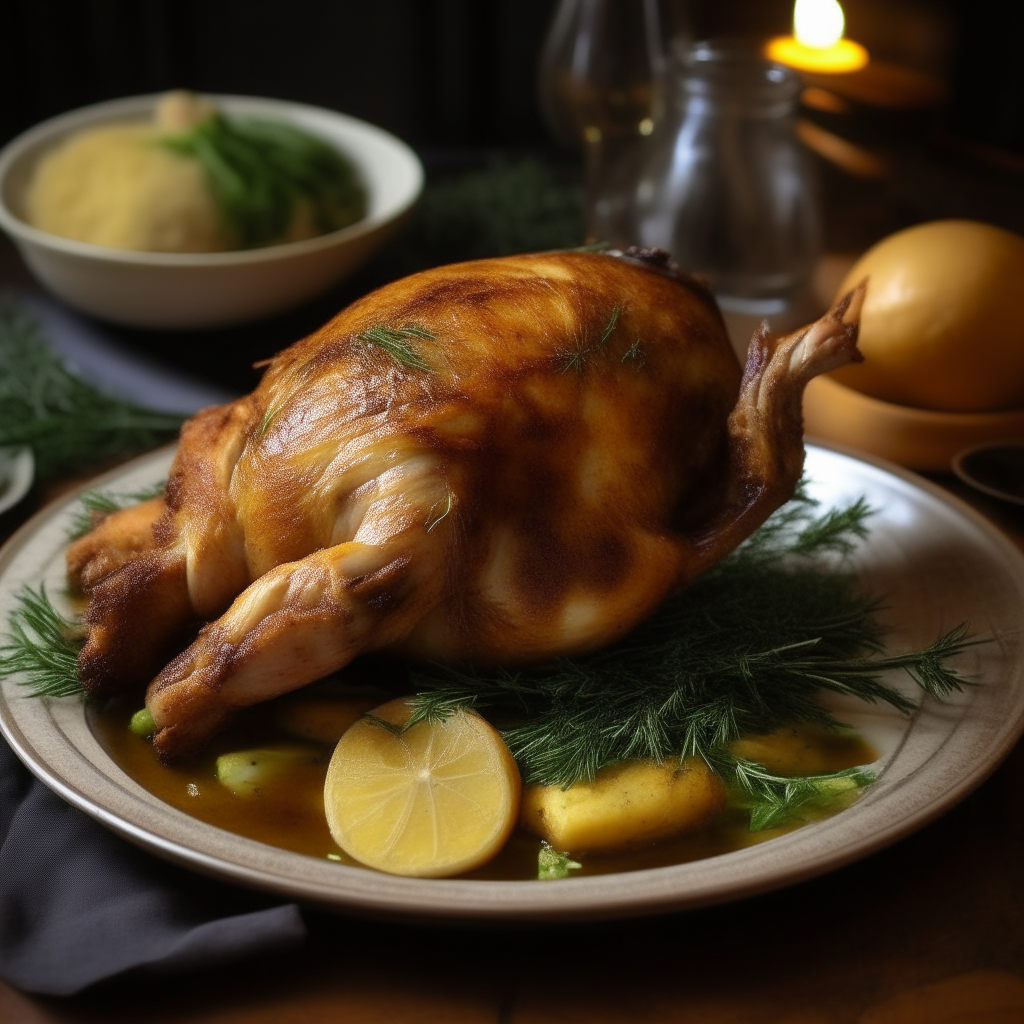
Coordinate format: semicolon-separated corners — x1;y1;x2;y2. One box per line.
0;732;306;996
0;295;305;995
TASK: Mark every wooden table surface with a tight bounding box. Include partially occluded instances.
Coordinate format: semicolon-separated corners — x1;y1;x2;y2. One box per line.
3;239;1024;1021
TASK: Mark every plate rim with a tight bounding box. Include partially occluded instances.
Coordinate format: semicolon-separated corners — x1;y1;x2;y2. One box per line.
2;440;1024;922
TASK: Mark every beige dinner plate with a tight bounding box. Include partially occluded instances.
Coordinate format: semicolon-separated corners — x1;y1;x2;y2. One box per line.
1;443;1023;921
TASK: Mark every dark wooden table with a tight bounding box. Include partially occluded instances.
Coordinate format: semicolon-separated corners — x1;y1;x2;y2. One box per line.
3;239;1024;1023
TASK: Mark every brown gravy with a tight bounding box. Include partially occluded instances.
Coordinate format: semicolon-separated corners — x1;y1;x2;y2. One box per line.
88;699;877;880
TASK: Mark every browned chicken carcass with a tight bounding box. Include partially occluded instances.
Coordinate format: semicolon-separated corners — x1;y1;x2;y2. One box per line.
67;249;863;758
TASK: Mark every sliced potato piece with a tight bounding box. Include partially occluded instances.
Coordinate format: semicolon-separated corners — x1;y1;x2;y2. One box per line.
324;698;521;878
729;723;877;776
521;757;726;855
215;744;323;797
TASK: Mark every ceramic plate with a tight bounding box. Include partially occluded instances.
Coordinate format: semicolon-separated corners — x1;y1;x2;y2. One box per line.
1;443;1023;921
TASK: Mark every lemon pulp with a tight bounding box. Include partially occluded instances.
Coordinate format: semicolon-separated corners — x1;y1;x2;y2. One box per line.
324;698;521;877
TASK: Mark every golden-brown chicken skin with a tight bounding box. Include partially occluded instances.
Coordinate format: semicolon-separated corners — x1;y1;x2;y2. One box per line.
67;249;863;758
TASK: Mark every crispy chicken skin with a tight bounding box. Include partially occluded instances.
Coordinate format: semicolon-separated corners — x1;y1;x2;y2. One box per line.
67;249;864;758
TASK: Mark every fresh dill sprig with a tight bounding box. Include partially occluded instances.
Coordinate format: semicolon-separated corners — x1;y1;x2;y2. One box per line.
599;305;622;345
708;749;874;831
355;325;435;371
559;304;622;373
68;481;166;539
0;586;85;698
621;340;645;367
0;300;185;480
409;493;978;790
161;113;366;248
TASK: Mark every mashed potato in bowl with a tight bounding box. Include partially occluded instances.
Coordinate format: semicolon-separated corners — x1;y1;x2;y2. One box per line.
24;91;365;254
27;123;226;252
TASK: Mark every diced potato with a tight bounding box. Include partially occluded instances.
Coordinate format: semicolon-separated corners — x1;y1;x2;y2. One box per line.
729;723;877;776
215;745;322;797
520;757;726;855
274;696;380;744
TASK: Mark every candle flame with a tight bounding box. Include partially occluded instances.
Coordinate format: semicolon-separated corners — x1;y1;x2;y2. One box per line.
793;0;845;49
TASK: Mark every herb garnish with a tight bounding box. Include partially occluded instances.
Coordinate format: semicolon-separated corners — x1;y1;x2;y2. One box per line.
0;586;83;698
711;751;873;830
68;482;166;540
559;304;622;373
0;301;185;480
408;490;975;792
355;325;435;371
161;114;366;249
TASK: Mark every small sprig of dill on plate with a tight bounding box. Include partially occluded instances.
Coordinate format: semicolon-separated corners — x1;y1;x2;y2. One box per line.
408;489;976;794
0;301;185;480
67;481;166;540
0;586;83;698
709;750;874;831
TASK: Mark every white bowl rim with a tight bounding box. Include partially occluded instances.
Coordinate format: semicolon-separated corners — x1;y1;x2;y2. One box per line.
0;92;424;267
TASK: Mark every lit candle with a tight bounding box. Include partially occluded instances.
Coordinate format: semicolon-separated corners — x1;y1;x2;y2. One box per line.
766;0;868;74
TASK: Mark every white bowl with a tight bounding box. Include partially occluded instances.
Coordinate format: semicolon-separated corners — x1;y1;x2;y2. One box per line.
0;94;423;330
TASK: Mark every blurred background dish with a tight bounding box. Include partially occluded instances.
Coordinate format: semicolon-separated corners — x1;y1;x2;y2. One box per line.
0;94;423;330
804;375;1024;472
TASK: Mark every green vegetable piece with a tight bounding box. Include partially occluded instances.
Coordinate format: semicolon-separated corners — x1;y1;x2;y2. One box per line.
215;746;319;797
160;112;366;249
129;708;155;737
537;843;582;880
718;756;874;832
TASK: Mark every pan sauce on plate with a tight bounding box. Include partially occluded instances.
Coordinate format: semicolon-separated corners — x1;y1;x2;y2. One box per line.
88;695;876;879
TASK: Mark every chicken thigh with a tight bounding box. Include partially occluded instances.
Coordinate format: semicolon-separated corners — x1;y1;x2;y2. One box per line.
67;248;863;758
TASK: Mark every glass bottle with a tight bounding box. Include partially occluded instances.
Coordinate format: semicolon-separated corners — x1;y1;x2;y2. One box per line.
594;41;821;314
537;0;689;238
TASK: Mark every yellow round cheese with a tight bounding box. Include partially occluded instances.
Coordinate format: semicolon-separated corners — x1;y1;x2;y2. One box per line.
829;220;1024;412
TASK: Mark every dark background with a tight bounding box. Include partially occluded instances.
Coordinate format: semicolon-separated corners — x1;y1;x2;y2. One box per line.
0;0;1020;157
1;0;1021;393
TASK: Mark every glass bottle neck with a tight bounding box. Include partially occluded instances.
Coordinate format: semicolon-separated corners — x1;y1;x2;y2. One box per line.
672;41;800;119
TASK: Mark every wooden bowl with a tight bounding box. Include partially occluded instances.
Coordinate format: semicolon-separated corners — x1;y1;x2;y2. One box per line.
803;375;1024;472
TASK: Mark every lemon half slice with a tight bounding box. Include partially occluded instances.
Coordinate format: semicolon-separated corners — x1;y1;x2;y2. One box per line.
324;699;521;877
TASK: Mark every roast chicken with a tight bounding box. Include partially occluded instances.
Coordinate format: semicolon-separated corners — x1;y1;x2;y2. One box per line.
67;248;864;758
